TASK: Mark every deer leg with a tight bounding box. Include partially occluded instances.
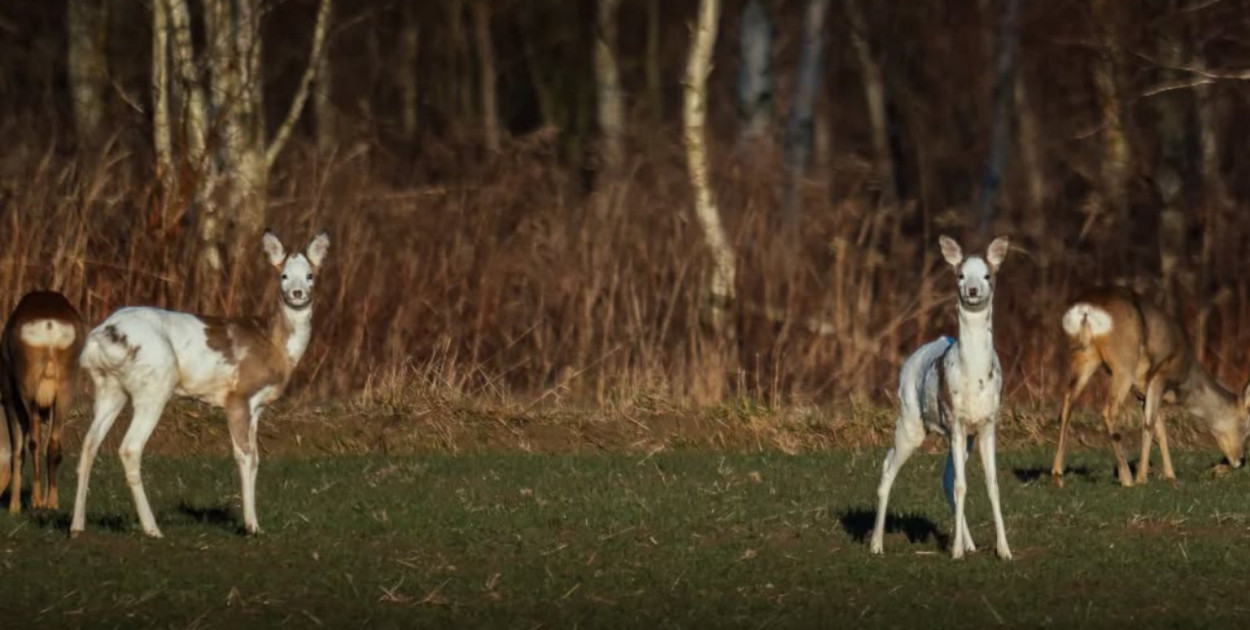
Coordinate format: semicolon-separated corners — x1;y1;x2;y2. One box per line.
70;377;127;536
1053;349;1099;486
1136;376;1166;485
949;422;970;560
7;407;24;515
1104;373;1136;487
870;416;924;555
943;434;976;553
1154;411;1176;484
29;404;44;509
979;421;1012;559
47;398;64;510
0;408;10;504
119;393;172;538
227;396;264;536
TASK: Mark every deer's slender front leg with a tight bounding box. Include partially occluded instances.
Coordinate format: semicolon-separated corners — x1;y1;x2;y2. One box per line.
980;421;1011;559
949;422;969;560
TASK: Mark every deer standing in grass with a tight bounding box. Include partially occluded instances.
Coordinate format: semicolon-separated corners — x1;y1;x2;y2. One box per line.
870;235;1012;560
70;230;329;537
0;291;85;514
1051;286;1250;488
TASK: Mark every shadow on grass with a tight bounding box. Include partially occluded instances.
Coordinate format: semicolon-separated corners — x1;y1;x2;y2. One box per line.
175;501;242;533
1013;465;1094;484
838;508;949;551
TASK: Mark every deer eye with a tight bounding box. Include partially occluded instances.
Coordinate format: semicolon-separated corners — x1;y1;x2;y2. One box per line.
305;274;313;282
958;273;965;281
281;274;288;281
983;274;990;281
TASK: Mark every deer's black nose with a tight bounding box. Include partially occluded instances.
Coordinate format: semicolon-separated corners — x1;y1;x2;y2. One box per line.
292;289;305;300
968;287;980;298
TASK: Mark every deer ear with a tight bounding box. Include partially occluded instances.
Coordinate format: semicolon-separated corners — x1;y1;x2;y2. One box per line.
262;230;286;268
938;236;963;267
986;236;1010;272
306;230;330;268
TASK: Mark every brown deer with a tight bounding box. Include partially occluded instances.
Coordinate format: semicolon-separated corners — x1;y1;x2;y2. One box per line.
1051;286;1250;487
0;291;86;514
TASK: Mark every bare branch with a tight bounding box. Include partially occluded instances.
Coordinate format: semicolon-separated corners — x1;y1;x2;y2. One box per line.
265;0;333;169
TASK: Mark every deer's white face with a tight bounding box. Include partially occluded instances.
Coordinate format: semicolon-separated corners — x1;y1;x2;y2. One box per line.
279;254;317;308
956;257;994;310
939;235;1009;314
263;230;331;310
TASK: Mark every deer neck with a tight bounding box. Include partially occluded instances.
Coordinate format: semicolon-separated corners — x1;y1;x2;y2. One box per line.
954;303;995;378
1179;361;1238;423
272;300;314;369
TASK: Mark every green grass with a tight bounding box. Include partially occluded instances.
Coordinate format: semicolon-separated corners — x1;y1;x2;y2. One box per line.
3;448;1249;629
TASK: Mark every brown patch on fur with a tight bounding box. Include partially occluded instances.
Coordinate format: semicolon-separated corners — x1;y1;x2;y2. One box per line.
199;314;296;403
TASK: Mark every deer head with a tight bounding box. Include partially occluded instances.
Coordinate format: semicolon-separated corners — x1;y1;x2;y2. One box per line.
939;235;1009;314
263;229;330;310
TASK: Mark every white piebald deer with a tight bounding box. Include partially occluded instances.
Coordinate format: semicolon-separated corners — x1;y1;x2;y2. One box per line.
871;235;1012;560
70;230;329;537
1051;286;1250;487
0;291;85;514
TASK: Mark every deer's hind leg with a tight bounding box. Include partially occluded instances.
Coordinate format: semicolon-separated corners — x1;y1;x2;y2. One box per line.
1053;346;1100;486
1103;370;1136;487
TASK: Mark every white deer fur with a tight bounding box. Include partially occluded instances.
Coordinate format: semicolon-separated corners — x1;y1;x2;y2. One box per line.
70;230;329;538
870;235;1012;560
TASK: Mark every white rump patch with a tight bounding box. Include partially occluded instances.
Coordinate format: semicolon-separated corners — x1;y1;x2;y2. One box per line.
20;319;77;350
1061;303;1113;338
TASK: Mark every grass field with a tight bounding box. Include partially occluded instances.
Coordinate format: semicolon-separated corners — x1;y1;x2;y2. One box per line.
2;444;1249;629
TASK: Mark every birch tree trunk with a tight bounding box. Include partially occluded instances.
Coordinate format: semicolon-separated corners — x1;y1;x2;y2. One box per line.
684;0;735;337
846;0;896;203
151;0;172;194
67;0;109;145
595;0;624;173
194;0;331;304
471;0;501;152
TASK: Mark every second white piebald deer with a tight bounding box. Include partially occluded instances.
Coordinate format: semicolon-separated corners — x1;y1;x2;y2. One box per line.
871;235;1012;560
71;230;329;537
1051;286;1250;487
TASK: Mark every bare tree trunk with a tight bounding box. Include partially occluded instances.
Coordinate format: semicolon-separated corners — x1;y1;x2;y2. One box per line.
846;0;896;203
314;2;335;154
646;0;663;120
684;0;735;337
1091;0;1130;220
977;0;1019;230
737;0;772;149
1015;73;1044;217
67;0;109;145
595;0;624;173
151;0;172;195
196;0;331;306
784;0;830;224
471;0;500;152
399;4;420;142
